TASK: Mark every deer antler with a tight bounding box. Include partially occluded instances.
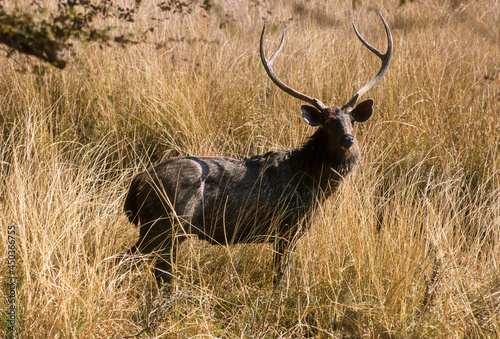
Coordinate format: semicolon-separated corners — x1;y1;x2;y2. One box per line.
260;13;392;111
260;25;328;111
344;13;393;108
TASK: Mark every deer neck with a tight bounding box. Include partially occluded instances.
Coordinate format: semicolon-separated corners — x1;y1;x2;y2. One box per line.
289;128;360;192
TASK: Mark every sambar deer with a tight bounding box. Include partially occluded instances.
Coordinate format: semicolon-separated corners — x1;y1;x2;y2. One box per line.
124;13;392;285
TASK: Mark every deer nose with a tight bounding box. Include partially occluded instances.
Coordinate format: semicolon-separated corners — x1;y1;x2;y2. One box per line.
340;134;355;149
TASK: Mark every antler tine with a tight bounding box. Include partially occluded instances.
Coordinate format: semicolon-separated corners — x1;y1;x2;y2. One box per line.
344;13;393;108
260;25;327;111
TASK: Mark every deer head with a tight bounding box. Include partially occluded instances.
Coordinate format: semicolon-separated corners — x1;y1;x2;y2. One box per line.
260;13;392;159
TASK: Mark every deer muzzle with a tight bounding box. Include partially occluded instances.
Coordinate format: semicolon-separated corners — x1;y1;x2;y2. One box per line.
340;134;355;150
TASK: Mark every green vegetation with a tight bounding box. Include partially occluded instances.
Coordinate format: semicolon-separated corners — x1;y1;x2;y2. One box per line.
1;0;499;337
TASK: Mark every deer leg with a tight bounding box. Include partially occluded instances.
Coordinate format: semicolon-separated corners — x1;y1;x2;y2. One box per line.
273;238;289;283
152;249;172;285
273;234;300;284
129;217;184;286
128;217;161;254
152;234;186;286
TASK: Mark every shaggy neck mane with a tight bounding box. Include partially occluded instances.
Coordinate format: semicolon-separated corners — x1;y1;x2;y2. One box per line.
288;128;359;186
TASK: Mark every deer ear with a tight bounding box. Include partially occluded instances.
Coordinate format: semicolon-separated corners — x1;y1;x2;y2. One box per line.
350;99;373;123
301;105;322;126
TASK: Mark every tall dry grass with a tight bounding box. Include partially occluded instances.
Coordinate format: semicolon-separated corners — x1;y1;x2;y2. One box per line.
1;0;499;337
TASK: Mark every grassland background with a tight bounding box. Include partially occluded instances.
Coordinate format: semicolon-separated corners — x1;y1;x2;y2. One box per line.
0;0;499;337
